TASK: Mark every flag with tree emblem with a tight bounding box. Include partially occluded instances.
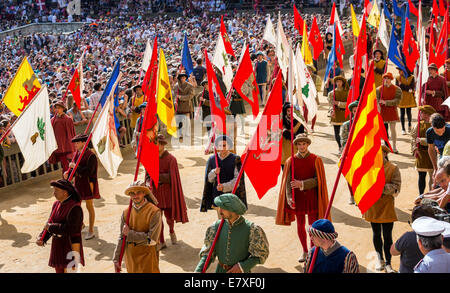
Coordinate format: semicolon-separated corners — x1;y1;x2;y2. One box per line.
12;85;57;173
213;33;233;92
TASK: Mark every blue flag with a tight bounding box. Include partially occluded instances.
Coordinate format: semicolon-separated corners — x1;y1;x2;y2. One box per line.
324;24;337;82
392;0;402;17
99;58;121;107
384;1;392;23
388;26;409;77
182;34;194;76
401;3;410;37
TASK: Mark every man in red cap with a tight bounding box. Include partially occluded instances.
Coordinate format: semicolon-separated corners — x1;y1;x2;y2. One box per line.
377;72;402;153
48;101;76;173
145;134;188;250
422;63;449;121
64;134;100;240
36;179;85;273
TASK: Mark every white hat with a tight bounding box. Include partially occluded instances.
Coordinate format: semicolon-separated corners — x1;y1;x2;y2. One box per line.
412;216;445;237
442;221;450;238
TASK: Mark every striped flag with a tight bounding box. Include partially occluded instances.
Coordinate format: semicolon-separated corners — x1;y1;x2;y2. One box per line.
341;61;390;214
157;49;177;137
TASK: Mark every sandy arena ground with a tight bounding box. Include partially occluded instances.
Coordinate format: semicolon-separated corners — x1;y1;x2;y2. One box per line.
0;63;422;273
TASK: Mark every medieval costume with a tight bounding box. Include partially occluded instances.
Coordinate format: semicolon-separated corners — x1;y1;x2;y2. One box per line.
174;71;194;139
373;50;386;88
48;101;76;173
422;63;449;121
327;76;349;151
395;72;416;134
411;105;436;194
304;219;359;273
146;135;188;248
130;85;145;129
201;136;247;212
199;80;212;134
276;134;329;262
113;181;162;273
376;72;402;153
39;179;85;273
281;103;305;168
363;145;401;273
195;194;269;273
229;91;246;134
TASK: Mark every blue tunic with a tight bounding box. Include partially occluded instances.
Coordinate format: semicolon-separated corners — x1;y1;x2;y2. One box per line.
311;245;350;273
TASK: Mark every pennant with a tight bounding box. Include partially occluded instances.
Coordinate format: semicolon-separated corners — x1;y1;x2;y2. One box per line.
335;23;346;69
142;37;158;100
435;8;449;69
301;22;313;66
403;17;420;72
68;68;81;108
324;24;338;82
377;11;390;50
428;16;438;66
393;0;403;17
330;2;344;35
241;71;283;199
12;85;57;173
384;0;393;23
433;0;439;19
2;57;41;117
213;34;233;93
341;61;390;214
141;39;152;71
99;58;121;107
263;15;276;47
408;0;418;16
182;34;194;76
351;4;360;37
276;12;291;79
231;45;260;119
91;83;123;178
439;0;446;16
293;4;304;35
157;49;177;137
416;27;429;94
308;16;324;61
220;16;235;57
388;25;409;77
205;50;229;134
368;0;381;28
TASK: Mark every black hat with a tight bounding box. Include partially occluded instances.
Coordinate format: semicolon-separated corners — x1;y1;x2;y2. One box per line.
50;179;81;202
200;79;208;86
133;85;142;92
178;70;189;79
373;49;384;57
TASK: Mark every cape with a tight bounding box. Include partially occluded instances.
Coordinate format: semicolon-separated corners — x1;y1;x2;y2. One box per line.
150;151;188;223
275;154;330;225
48;113;76;163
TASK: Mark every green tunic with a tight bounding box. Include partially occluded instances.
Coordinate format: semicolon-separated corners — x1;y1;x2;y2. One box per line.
195;217;269;273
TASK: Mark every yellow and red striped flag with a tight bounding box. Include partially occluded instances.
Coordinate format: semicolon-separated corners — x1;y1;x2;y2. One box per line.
341;61;390;214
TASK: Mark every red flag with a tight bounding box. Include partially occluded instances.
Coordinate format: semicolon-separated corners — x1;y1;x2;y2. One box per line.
403;18;420;72
308;16;324;60
346;15;367;117
205;50;229;134
220;16;235;58
142;37;158;101
232;45;260;118
429;17;438;66
433;0;440;18
435;8;449;69
335;25;346;69
68;68;81;108
330;2;337;24
364;0;372;17
241;71;283;199
439;0;446;16
293;4;304;35
408;0;418;16
139;84;159;187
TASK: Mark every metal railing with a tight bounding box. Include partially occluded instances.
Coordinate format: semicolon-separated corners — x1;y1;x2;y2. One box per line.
0;116;133;189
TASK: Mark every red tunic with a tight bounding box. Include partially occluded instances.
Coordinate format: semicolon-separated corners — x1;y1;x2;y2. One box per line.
293;154;318;215
422;75;449;120
73;149;100;200
147;151;188;223
42;199;85;269
380;85;400;122
49;114;76;164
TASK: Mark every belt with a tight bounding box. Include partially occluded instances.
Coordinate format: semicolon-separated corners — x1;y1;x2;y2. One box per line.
218;261;233;271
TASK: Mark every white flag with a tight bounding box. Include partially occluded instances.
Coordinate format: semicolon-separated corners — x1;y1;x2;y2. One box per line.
377;12;390;50
276;12;290;79
66;0;81;15
295;44;318;126
263;15;276;47
416;27;429;95
78;50;85;100
213;34;233;92
91;91;123;178
141;39;152;71
12;85;57;173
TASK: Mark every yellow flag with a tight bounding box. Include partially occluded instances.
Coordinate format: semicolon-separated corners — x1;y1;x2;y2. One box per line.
351;4;360;37
367;0;380;28
301;22;313;66
2;57;41;117
157;49;177;137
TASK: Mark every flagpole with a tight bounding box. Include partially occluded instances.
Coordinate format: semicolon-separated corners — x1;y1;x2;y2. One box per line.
0;83;47;144
202;144;250;273
307;62;375;274
289;102;296;209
